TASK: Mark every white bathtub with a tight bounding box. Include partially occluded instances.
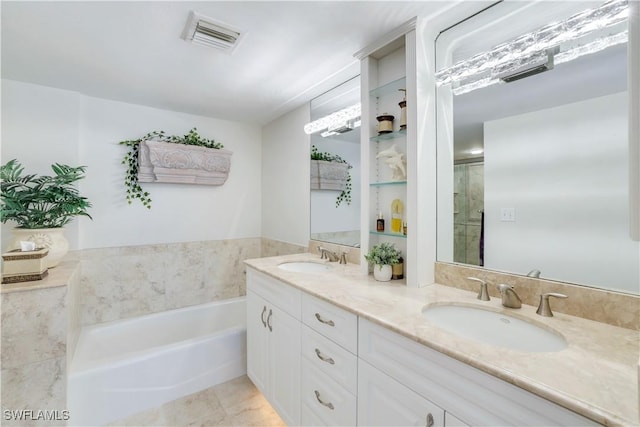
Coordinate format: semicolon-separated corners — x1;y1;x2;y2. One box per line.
68;297;246;426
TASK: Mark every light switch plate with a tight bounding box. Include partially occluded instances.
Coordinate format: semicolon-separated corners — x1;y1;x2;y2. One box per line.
500;207;516;222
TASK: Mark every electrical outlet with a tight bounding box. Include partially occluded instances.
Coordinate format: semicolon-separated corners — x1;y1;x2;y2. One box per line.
500;207;516;222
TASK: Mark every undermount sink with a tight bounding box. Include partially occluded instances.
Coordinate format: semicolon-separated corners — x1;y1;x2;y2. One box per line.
422;304;567;353
277;262;331;273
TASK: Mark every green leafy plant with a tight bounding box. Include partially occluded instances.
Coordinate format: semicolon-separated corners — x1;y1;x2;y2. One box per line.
0;159;92;229
364;242;401;269
311;145;352;207
119;128;223;209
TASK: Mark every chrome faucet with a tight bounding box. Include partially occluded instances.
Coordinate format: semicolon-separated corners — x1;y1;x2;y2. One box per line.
497;284;522;308
339;251;348;265
467;277;490;301
526;269;541;278
536;292;568;317
318;247;339;262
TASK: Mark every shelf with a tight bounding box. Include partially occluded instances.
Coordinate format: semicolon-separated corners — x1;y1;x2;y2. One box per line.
370;129;406;143
370;231;407;239
370;180;407;187
370;77;407;98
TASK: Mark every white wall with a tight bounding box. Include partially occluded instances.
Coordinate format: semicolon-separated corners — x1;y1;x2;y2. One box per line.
261;104;310;247
484;92;639;293
1;81;82;249
2;79;262;250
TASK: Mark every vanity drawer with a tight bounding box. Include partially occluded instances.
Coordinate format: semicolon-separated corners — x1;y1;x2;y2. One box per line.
301;293;357;354
301;325;358;394
301;358;357;426
247;267;301;318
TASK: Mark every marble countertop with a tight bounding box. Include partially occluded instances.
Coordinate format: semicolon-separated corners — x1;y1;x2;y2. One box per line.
245;253;639;427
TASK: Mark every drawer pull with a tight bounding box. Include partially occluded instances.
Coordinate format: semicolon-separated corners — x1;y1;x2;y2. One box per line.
266;309;273;332
314;313;335;327
261;306;267;328
314;390;334;410
426;413;434;427
314;348;335;365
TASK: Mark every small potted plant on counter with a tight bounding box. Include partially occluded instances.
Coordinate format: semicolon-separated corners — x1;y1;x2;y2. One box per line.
364;242;401;282
0;159;92;268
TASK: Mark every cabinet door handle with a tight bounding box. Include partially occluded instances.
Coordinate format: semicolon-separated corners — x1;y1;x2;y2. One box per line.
314;348;335;365
426;413;434;427
266;309;273;332
314;390;334;410
314;313;335;327
261;306;267;328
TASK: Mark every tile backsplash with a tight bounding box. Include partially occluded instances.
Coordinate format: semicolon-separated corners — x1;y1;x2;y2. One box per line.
435;262;639;330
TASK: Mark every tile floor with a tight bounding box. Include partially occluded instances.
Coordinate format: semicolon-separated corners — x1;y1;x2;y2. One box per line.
108;376;285;427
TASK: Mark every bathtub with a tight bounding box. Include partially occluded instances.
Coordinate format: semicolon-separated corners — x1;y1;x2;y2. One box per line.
68;297;246;426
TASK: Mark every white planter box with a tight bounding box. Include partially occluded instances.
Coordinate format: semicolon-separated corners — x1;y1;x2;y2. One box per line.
310;160;349;191
138;140;232;185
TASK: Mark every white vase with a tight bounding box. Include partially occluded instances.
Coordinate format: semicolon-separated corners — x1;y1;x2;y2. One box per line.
9;228;69;268
373;264;393;282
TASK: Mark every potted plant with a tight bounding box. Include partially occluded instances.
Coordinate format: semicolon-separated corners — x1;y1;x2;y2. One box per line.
0;159;92;267
310;145;352;207
364;242;401;282
120;128;230;209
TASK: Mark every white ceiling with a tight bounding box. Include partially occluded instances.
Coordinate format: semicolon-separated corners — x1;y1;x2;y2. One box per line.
1;1;454;125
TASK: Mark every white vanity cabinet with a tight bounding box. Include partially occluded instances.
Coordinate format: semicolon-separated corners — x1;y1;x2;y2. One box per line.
358;318;598;427
358;359;446;427
300;294;358;426
246;268;301;426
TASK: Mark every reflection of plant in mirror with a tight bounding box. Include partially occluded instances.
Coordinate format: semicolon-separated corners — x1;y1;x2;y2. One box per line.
311;145;352;207
364;242;401;269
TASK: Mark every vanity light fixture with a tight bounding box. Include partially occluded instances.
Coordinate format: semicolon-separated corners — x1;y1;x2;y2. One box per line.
181;11;244;53
304;103;361;136
439;0;629;95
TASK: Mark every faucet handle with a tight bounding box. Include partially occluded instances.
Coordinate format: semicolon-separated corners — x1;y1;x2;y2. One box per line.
466;277;489;301
536;293;568;317
339;251;348;265
318;246;327;259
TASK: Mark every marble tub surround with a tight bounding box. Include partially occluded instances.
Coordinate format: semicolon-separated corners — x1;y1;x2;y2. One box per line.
309;239;361;264
310;230;361;247
261;237;307;258
1;261;79;427
435;262;639;331
245;253;639;426
79;238;261;326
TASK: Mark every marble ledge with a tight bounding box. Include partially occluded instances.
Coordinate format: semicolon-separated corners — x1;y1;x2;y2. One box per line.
244;252;639;427
1;260;79;294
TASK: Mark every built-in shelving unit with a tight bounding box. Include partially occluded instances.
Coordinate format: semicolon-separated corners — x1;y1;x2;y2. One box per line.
356;17;420;285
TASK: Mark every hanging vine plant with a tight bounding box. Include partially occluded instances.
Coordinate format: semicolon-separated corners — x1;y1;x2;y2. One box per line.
119;128;224;209
310;145;352;207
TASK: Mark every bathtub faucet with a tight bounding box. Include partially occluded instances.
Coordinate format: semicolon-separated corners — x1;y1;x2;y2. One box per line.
526;269;541;278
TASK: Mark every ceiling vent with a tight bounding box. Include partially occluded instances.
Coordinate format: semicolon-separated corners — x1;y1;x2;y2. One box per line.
182;11;243;54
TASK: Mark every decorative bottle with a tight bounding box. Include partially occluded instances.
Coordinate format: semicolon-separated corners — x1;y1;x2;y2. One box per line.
376;212;385;232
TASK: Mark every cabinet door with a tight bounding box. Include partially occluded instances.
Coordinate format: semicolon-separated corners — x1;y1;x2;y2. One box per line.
445;412;470;427
246;291;269;395
358;360;444;427
268;304;301;427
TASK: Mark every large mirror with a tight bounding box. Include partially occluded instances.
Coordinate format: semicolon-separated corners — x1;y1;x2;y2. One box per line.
436;0;639;294
309;76;361;247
